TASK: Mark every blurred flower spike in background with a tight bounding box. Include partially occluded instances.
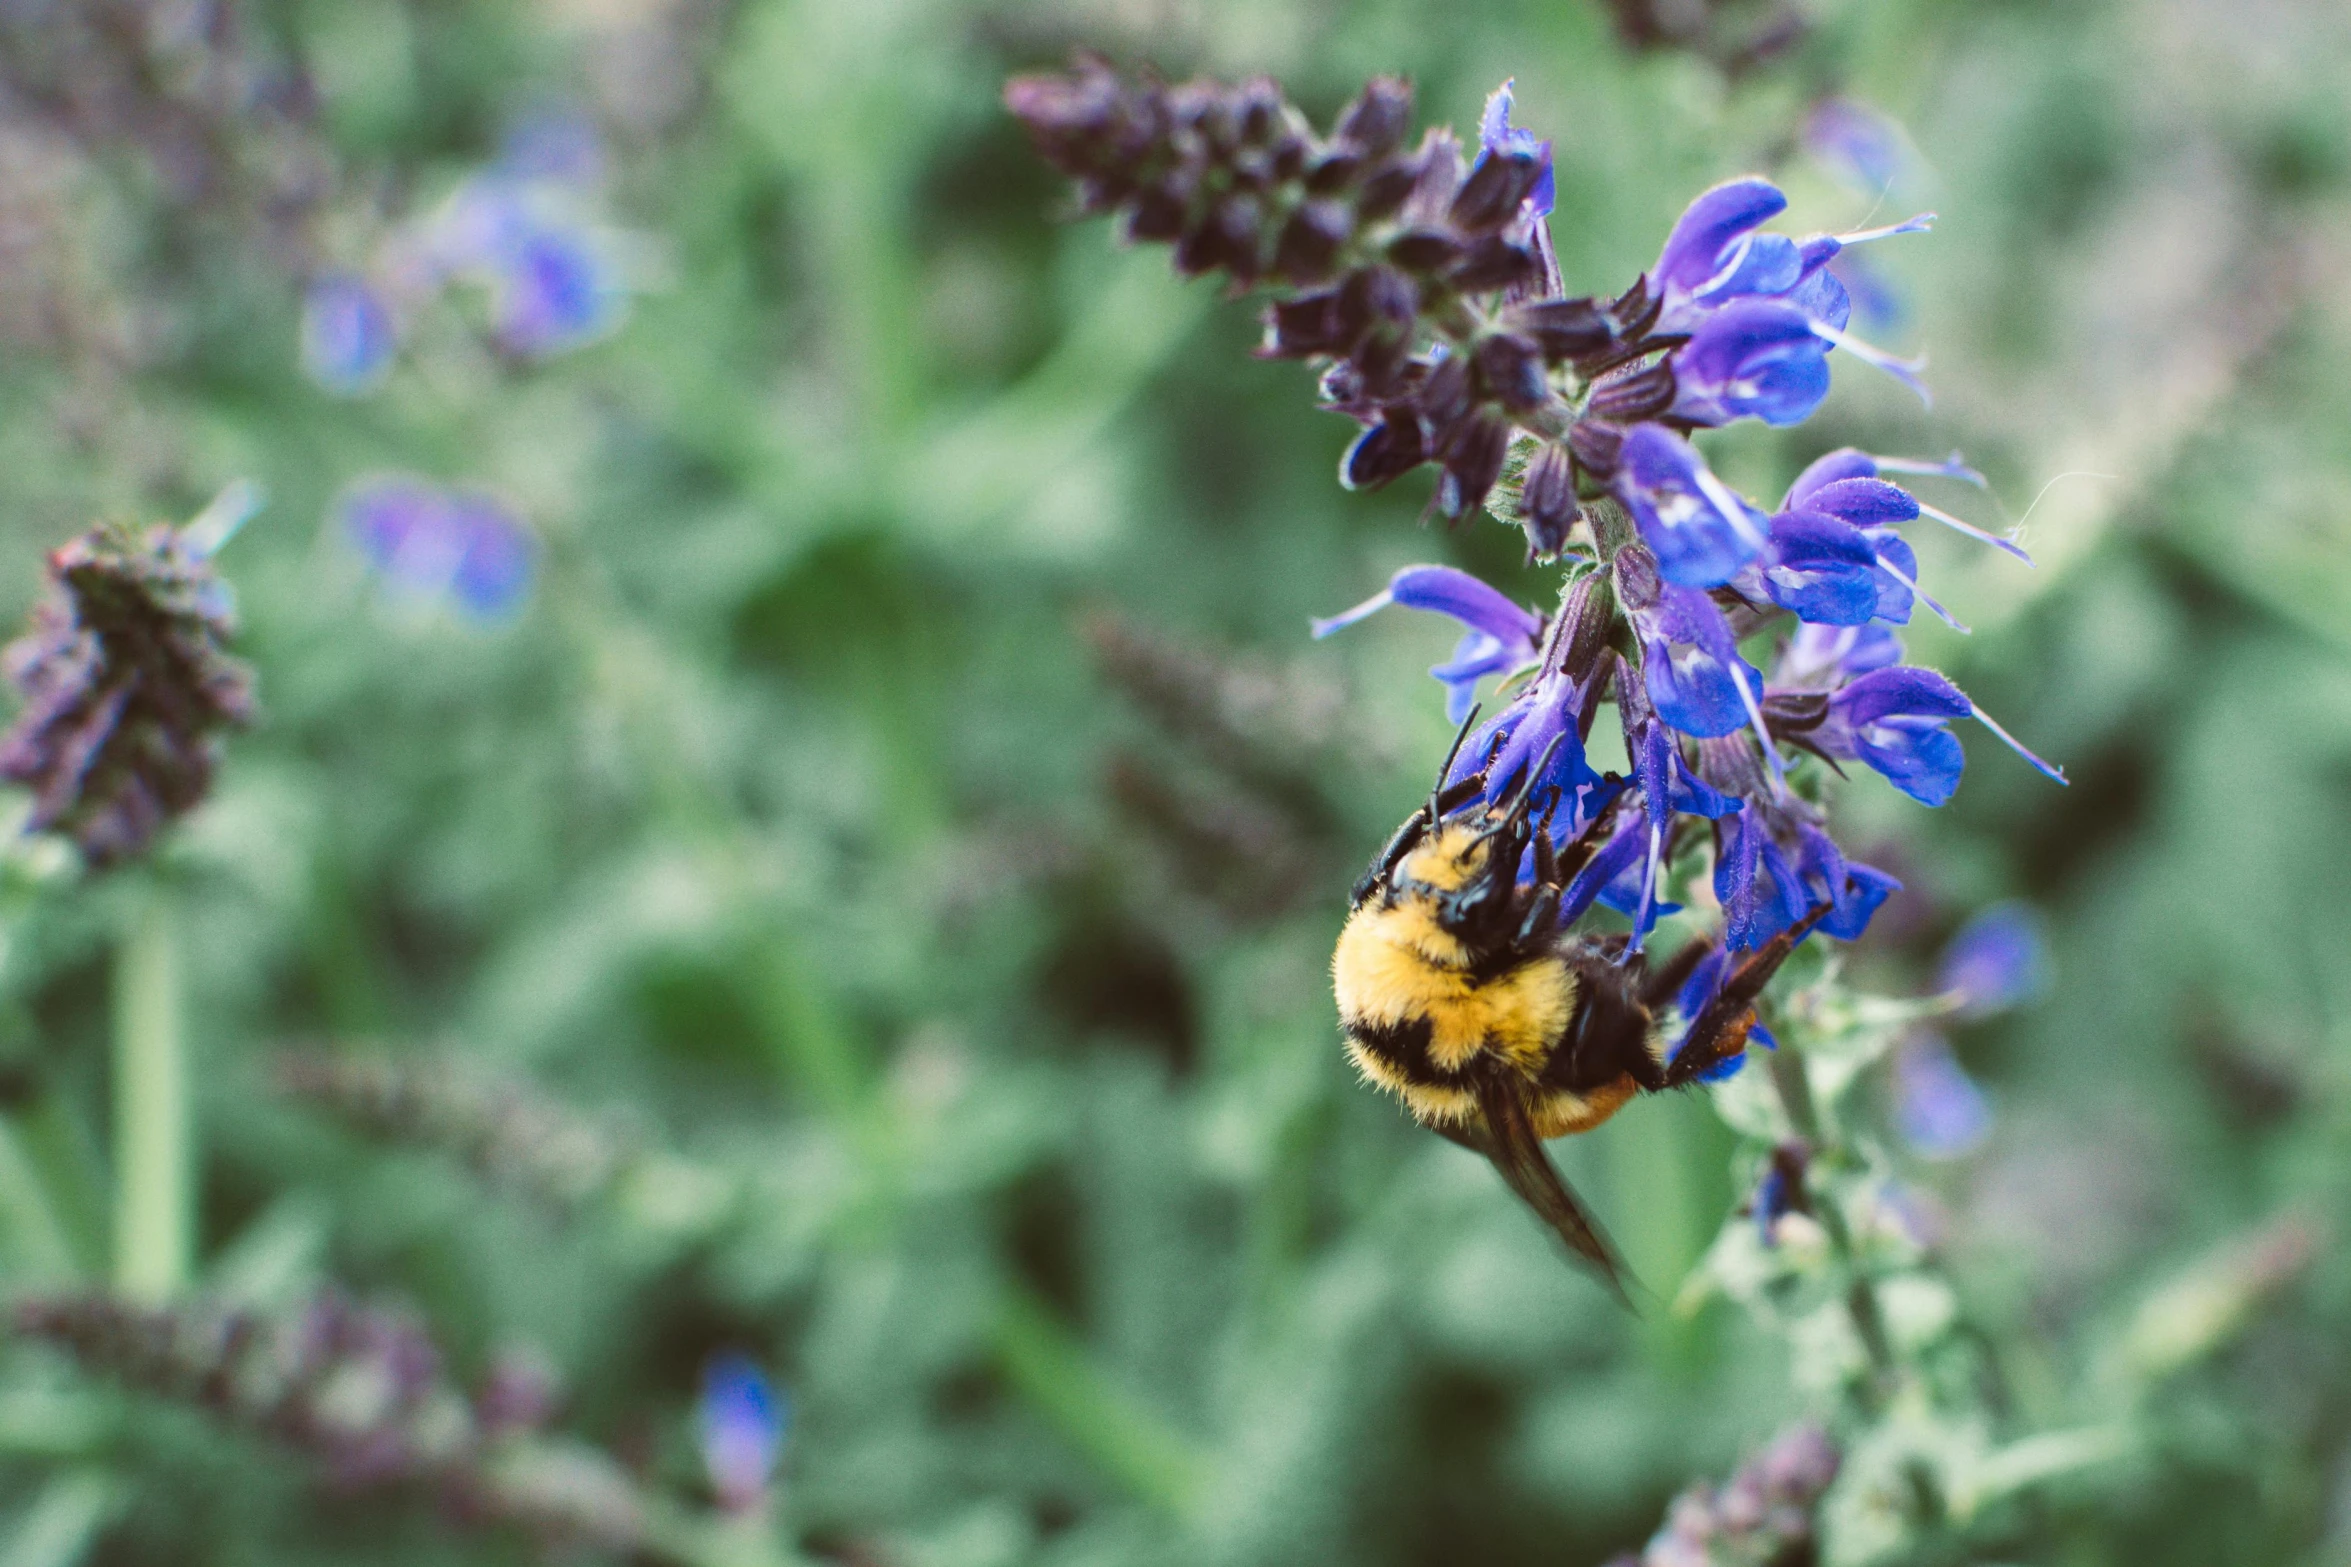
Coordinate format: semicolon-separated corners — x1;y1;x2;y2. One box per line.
299;111;635;393
1803;98;1912;195
1938;898;2050;1018
699;1353;785;1514
339;476;537;625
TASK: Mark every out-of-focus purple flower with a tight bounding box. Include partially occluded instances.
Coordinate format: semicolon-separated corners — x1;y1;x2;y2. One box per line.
1937;900;2048;1018
1313;565;1544;722
301;272;399;395
339;477;537;624
1830;246;1907;335
699;1353;785;1513
487;222;627;358
1751;1141;1810;1244
1614;424;1770;588
1803;99;1909;195
1890;1033;1993;1158
498;107;608;189
1475;80;1555;221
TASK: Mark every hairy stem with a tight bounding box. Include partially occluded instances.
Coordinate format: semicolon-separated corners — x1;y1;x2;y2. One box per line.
1766;1045;1897;1408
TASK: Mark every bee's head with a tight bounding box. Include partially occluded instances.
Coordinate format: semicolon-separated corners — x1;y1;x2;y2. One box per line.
1395;758;1552;949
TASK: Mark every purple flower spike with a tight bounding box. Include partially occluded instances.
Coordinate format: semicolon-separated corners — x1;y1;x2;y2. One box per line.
1615;425;1769;588
340;476;538;625
1890;1034;1994;1158
301;273;398;396
1670;300;1834;429
1476;80;1555;220
1936;901;2048;1018
1313;565;1544;721
699;1353;785;1513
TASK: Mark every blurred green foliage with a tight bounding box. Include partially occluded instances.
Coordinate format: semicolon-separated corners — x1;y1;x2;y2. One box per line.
0;0;2346;1563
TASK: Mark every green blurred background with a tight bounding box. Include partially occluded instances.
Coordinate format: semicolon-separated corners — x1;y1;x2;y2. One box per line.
0;0;2349;1562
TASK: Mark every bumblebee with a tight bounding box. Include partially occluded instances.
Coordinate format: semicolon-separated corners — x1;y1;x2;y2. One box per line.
1333;730;1826;1303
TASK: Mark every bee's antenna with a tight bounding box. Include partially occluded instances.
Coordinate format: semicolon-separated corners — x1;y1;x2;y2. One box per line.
1488;732;1568;836
1428;703;1483;823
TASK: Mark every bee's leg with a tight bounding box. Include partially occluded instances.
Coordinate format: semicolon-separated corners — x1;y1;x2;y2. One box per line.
1639;932;1716;1010
1654;900;1833;1089
1350;775;1487;907
1514;883;1560;946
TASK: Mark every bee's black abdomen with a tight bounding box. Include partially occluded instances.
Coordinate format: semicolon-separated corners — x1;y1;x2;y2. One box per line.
1344;1013;1443;1084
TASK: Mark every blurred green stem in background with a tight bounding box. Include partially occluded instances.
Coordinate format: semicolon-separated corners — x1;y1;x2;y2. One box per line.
111;887;187;1304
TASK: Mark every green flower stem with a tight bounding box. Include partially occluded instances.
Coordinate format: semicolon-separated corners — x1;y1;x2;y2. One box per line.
111;889;188;1305
1765;1046;1897;1405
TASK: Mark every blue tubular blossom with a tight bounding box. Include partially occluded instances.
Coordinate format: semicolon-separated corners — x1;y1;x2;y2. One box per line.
1615;424;1770;587
1313;565;1544;721
1669;299;1832;428
1810;665;2066;806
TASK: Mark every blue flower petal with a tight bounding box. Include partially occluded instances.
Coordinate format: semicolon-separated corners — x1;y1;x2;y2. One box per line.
1762;510;1881;626
1936;901;2048;1017
1671;300;1834;429
301;273;399;395
1616;425;1769;588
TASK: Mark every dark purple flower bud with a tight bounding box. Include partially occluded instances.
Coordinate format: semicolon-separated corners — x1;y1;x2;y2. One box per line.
1435;413;1511;519
0;519;257;868
1472;332;1549;413
1448;147;1546;234
1585;359;1679;422
1506;296;1614;362
1339;415;1426;491
1447;234;1543;293
1259;288;1345;358
1384;227;1462;274
1175;194;1262;280
1411;352;1473;445
1353;158;1423;222
1124;172;1194;242
1567;418;1626;479
1518;443;1580;558
1334;77;1413;158
1274;199;1351;281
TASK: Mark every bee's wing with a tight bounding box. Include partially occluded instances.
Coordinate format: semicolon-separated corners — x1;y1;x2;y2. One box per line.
1472;1072;1637;1309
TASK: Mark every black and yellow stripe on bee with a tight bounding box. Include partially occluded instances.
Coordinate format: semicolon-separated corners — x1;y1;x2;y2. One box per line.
1332;822;1653;1139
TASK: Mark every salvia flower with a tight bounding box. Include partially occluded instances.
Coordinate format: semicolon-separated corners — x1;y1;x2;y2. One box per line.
338;476;537;624
0;515;257;868
1311;564;1543;721
1019;63;2068;1075
699;1353;786;1513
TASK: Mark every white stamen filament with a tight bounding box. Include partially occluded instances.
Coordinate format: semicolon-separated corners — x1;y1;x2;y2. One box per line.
1871;550;1970;634
1915;500;2035;566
